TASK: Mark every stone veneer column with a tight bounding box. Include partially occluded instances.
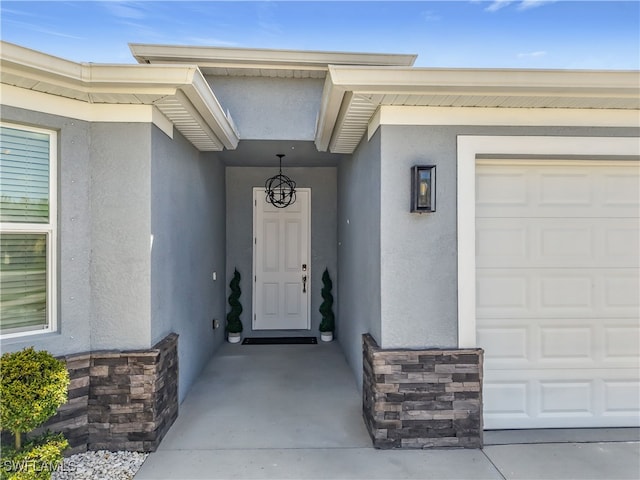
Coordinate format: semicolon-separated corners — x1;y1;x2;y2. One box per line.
36;333;178;454
362;334;483;449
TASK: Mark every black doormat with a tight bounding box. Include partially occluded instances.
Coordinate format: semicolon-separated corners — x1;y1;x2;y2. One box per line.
242;336;317;345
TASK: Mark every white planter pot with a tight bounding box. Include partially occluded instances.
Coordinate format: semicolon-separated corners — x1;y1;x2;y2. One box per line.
321;332;333;342
228;333;241;344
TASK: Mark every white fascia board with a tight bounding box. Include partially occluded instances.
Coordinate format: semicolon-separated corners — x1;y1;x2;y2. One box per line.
314;73;347;152
129;43;417;68
368;105;640;139
181;70;239;149
1;41;84;82
1;42;238;151
82;64;198;87
327;65;640;100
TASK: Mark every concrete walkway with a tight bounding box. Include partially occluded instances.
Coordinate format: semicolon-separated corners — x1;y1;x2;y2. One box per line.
136;342;639;480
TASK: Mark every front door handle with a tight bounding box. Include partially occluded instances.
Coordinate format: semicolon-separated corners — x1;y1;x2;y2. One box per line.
302;275;307;293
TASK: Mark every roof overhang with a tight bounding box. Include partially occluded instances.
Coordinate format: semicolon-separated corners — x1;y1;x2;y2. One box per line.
316;66;640;153
129;43;417;79
0;42;239;151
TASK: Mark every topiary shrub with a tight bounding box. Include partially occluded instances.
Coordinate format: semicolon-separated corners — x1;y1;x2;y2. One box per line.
319;268;335;333
226;269;243;334
0;347;69;451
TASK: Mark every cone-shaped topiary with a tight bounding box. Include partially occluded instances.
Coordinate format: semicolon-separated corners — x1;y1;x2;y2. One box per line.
319;268;335;333
0;347;69;451
226;269;243;334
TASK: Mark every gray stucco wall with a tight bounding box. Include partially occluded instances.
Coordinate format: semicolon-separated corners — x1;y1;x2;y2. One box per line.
151;132;227;402
89;123;152;350
337;131;382;387
1;107;93;356
378;124;640;350
225;167;337;336
0;114;154;354
206;76;324;141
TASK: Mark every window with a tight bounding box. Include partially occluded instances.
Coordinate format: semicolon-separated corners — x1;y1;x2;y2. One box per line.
0;123;57;338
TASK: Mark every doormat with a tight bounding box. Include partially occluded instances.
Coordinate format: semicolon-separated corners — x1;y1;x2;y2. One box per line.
242;337;317;345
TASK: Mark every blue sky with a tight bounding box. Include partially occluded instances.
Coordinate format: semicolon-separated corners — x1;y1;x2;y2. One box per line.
1;1;638;69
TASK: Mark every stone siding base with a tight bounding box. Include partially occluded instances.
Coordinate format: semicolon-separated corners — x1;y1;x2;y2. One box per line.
362;334;483;449
33;333;179;454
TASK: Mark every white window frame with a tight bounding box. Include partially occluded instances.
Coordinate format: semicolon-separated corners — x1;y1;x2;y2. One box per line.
0;122;57;339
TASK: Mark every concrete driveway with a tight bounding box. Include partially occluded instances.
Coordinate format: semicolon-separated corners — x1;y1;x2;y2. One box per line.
135;342;639;479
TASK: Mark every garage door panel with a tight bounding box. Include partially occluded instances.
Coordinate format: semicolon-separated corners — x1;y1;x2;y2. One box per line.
603;172;640;207
484;382;529;416
540;327;593;361
539;172;592;207
476;222;529;264
604;381;640;414
604;324;640;361
539;381;593;415
478;268;638;318
477;218;637;268
476;164;640;218
484;373;640;429
540;274;593;310
477;273;529;310
603;273;640;311
477;326;529;362
605;224;639;262
482;319;638;369
476;172;528;207
477;161;640;429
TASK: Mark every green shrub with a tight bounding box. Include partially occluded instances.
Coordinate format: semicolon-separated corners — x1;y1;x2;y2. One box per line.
0;348;69;450
0;433;68;480
226;269;243;334
319;268;335;333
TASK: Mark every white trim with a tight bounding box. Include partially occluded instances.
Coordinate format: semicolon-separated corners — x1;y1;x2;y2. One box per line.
0;122;57;339
1;84;175;138
321;64;639;153
456;135;640;348
326;65;640;95
1;42;239;151
368;106;640;139
129;43;417;69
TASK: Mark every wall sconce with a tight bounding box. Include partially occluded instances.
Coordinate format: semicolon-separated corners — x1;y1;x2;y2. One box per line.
411;165;436;212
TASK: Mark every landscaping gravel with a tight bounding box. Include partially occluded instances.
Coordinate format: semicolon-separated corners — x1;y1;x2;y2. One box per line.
52;450;148;480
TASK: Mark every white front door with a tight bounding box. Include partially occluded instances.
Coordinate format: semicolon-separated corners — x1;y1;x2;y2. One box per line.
253;188;311;330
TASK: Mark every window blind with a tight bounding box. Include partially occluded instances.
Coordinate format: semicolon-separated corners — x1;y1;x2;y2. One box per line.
0;233;48;332
0;126;50;223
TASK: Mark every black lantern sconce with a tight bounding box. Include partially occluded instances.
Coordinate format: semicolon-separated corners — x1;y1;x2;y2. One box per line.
411;165;436;212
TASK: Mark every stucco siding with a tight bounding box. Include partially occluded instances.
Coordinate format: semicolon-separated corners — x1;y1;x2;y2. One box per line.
89;123;152;350
225;166;337;336
378;124;640;350
337;130;382;387
206;76;324;141
151;132;226;402
0;106;93;356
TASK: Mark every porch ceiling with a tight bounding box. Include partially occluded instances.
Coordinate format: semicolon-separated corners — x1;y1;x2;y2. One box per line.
316;66;640;153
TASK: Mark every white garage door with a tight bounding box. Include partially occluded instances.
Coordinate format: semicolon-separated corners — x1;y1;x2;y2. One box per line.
476;159;640;429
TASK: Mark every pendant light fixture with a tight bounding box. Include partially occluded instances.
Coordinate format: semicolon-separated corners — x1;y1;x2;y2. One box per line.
265;154;297;208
